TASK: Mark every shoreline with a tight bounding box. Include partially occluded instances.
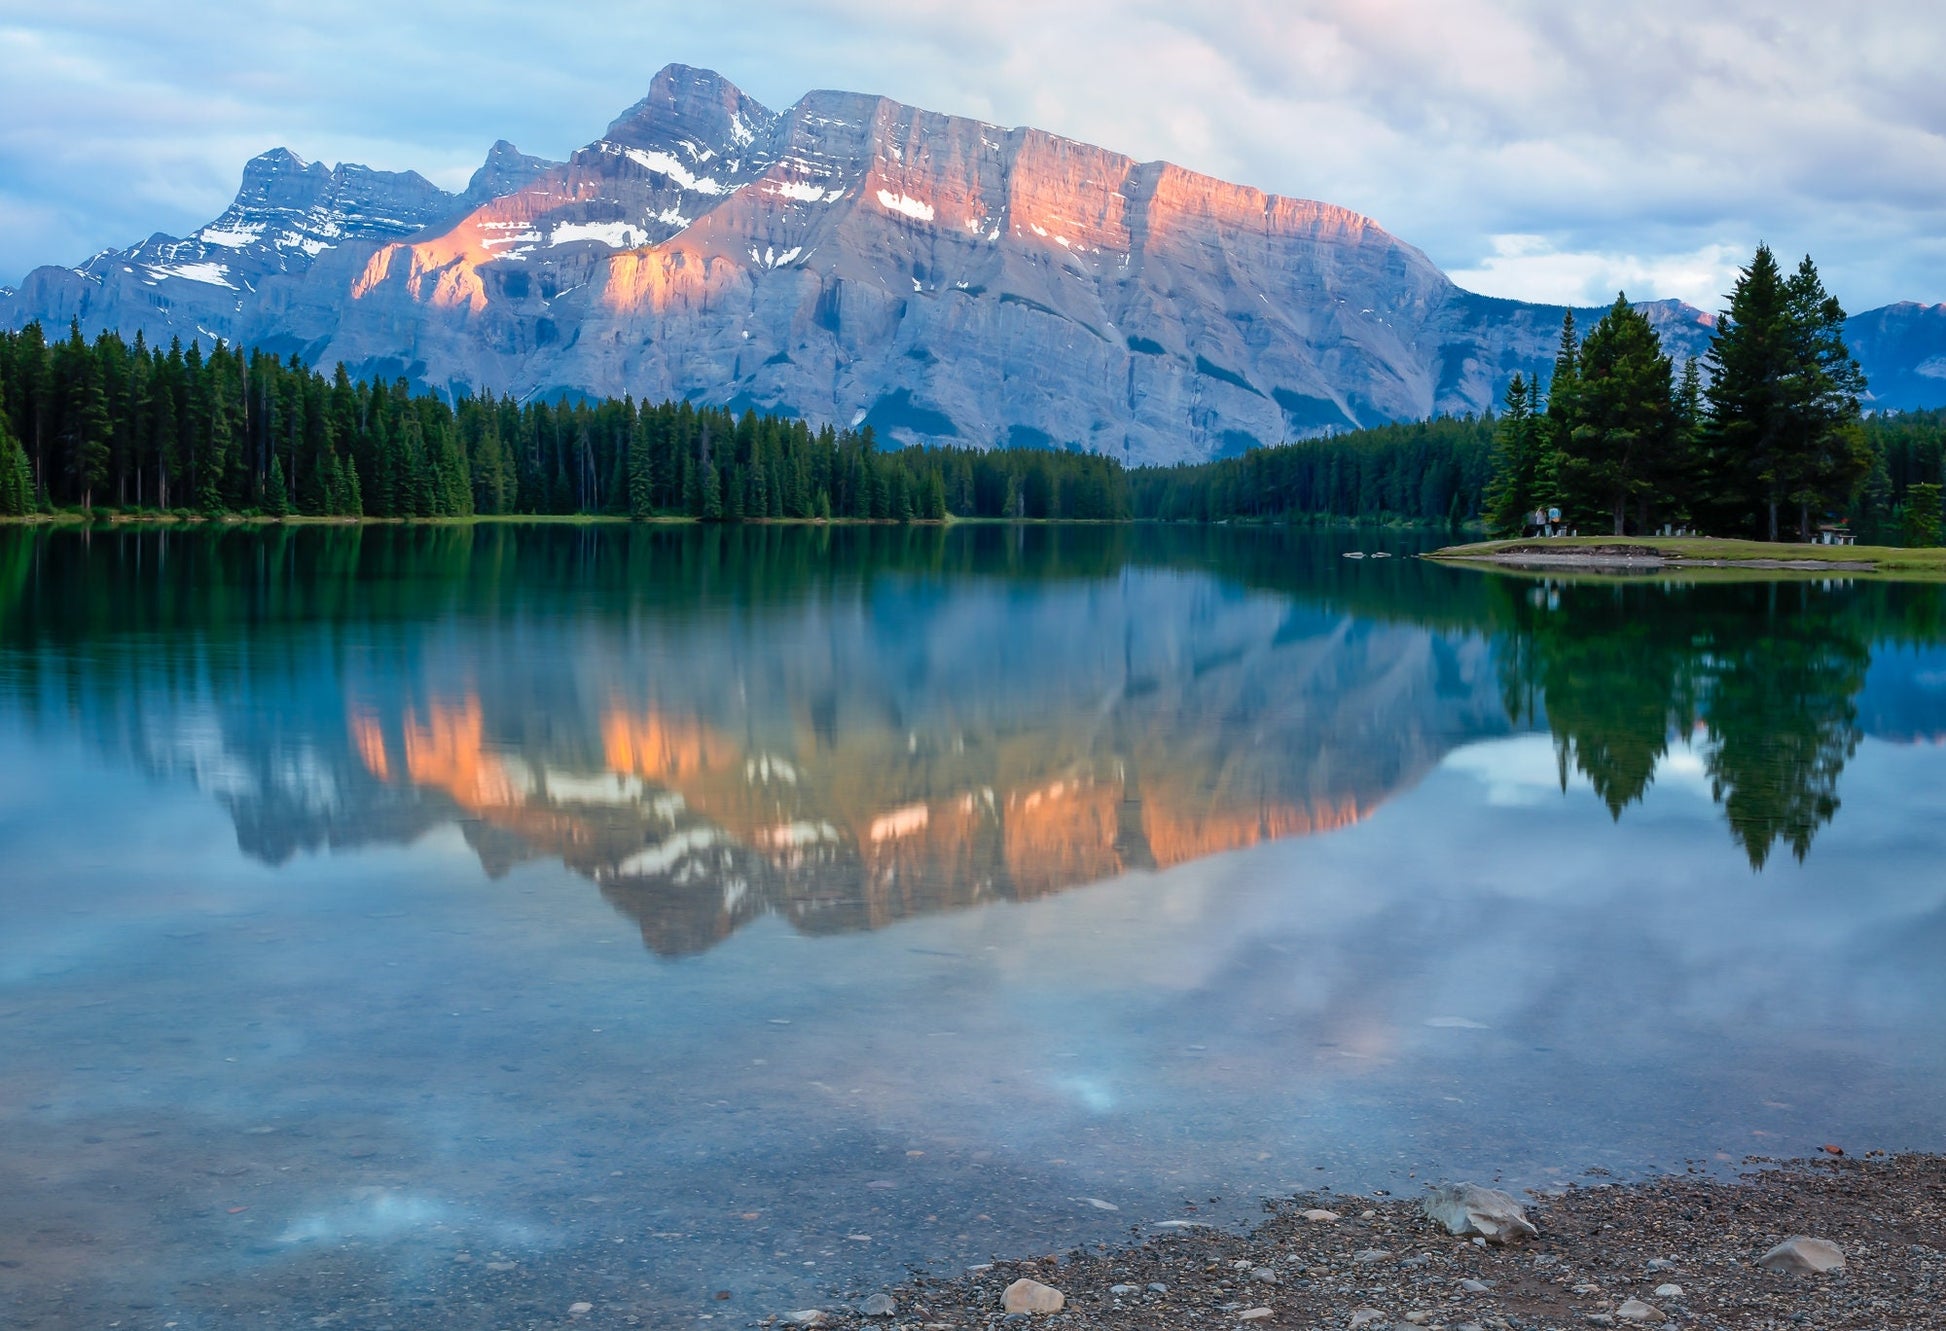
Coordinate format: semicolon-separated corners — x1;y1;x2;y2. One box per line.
793;1154;1944;1330
1428;537;1946;579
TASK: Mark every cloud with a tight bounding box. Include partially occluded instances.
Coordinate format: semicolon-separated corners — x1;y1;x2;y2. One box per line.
2;1;1943;311
1446;235;1749;309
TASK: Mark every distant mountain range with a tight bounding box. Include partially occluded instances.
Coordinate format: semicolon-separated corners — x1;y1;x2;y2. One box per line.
5;64;1943;464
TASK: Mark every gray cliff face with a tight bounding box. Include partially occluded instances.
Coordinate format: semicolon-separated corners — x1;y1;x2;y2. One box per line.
0;63;1933;460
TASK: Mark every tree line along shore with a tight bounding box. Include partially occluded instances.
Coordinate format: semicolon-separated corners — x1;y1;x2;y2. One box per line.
1;243;1943;539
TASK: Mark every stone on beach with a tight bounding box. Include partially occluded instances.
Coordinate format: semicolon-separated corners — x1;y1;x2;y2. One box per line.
1421;1183;1538;1244
1758;1235;1846;1274
1617;1297;1665;1322
1350;1308;1389;1327
1302;1208;1342;1222
1001;1278;1066;1314
856;1293;897;1317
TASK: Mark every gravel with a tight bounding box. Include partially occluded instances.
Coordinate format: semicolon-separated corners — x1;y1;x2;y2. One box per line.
797;1153;1945;1330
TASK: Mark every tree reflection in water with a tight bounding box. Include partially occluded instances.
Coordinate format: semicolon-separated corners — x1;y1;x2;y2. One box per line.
1496;576;1873;868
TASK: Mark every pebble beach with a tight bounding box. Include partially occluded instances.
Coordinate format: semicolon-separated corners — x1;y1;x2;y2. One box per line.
787;1155;1945;1331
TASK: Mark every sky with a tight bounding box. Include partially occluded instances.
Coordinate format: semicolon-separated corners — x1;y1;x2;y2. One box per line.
2;1;1943;311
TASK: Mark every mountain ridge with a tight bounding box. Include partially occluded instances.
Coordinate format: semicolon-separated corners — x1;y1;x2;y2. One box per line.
5;63;1943;463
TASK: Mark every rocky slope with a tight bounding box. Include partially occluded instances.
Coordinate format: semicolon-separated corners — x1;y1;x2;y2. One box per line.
3;65;1939;462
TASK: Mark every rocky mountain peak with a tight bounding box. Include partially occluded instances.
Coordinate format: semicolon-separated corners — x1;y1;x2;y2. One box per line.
604;63;777;160
233;148;333;209
464;139;559;205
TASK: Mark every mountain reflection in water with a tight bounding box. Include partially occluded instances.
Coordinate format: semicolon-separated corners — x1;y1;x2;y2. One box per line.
0;524;1942;954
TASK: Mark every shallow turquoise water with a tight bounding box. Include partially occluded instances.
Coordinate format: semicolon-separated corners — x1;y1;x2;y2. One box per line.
1;523;1942;1328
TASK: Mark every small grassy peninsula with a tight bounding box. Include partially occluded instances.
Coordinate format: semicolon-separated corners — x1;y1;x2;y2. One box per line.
1430;534;1946;577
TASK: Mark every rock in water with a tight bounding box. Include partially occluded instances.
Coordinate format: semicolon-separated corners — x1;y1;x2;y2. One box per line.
782;1312;828;1327
1421;1183;1538;1244
1001;1278;1066;1314
1758;1236;1846;1274
856;1293;897;1317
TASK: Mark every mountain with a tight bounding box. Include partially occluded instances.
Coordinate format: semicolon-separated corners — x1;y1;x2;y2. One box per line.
3;65;1939;463
1837;302;1946;412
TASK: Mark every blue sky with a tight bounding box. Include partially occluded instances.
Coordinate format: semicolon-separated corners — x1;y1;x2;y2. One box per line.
3;1;1943;311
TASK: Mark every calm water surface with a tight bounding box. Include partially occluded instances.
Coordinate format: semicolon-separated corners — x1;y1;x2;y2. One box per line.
2;523;1943;1328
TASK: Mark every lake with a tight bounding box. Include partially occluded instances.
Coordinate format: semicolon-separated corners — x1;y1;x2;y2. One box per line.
2;522;1943;1329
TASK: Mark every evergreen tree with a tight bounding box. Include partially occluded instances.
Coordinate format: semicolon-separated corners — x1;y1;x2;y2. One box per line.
626;407;655;518
1537;311;1579;519
0;385;30;516
1484;372;1538;534
1558;295;1676;536
1703;244;1799;539
57;323;112;509
263;453;292;517
1903;481;1944;547
1780;255;1870;540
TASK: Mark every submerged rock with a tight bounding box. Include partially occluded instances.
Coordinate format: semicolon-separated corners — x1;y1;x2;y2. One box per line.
1421;1183;1539;1244
1001;1278;1065;1314
1758;1236;1846;1274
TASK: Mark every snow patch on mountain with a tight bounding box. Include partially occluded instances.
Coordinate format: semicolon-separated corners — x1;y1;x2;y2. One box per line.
622;146;727;195
146;262;236;288
876;190;934;222
768;180;847;204
551;221;648;249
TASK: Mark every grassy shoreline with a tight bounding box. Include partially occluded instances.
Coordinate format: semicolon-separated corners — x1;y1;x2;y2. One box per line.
1430;534;1946;578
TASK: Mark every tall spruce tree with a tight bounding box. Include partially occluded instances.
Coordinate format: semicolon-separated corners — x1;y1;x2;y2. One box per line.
1484;372;1538;534
1558;295;1677;536
1536;311;1579;521
0;384;31;516
1780;255;1870;540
